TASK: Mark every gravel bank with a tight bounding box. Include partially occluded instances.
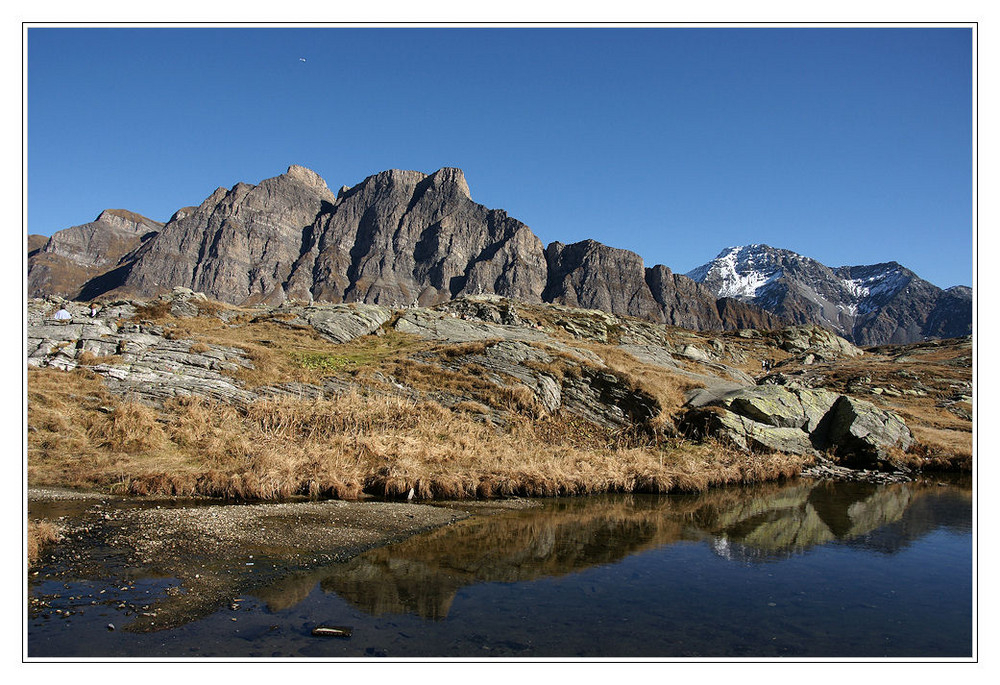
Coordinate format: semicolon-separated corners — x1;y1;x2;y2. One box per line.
27;489;538;631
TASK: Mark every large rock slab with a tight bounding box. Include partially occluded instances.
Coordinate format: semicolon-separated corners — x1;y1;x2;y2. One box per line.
714;386;839;432
824;396;914;465
271;303;393;343
681;408;819;456
777;325;863;360
394;309;549;343
431;339;658;429
681;384;909;467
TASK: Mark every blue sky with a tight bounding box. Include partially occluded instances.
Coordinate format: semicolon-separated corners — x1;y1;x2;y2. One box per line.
26;26;973;288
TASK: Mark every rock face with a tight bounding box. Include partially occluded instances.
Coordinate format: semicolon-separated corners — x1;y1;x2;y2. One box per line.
686;244;972;346
297;167;549;306
824;395;914;465
544;240;663;321
27;209;163;299
122;165;339;305
29;167;966;346
26;299;258;404
27;165;782;335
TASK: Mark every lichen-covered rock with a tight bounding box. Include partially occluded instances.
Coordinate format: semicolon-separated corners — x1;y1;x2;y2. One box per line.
777;325;863;360
431;339;657;429
824;395;913;465
394;308;548;344
270;303;393;343
681;408;819;456
681;383;906;465
714;386;839;432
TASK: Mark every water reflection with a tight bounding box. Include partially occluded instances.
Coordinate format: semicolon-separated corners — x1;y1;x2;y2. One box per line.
256;478;970;620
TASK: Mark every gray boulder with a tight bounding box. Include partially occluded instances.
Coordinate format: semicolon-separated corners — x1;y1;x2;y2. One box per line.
681;408;819;456
681;383;912;470
394;308;548;344
824;396;914;465
272;303;393;343
777;325;863;360
716;385;839;432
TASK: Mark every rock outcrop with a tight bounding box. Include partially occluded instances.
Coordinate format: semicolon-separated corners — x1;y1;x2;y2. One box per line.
681;383;913;469
27;290;926;475
27;299;257;404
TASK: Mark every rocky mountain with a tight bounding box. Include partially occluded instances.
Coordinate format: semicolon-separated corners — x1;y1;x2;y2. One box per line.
27;166;966;344
686;245;971;346
27;165;778;333
27;209;163;299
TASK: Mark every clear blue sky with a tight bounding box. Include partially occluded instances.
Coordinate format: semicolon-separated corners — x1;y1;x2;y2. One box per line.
27;26;973;288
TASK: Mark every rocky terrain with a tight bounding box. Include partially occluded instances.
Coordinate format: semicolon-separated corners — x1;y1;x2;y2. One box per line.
27;289;971;500
687;244;972;345
28;165;968;346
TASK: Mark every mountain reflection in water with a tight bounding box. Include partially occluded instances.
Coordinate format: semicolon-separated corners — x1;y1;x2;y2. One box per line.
254;478;971;620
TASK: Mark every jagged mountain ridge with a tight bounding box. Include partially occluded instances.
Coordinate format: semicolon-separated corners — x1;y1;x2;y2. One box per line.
686;245;971;345
27;166;968;344
27;209;163;301
27;165;778;333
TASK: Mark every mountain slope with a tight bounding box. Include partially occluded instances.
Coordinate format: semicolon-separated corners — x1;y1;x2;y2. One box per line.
26;166;967;344
686;245;971;345
27;209;163;299
29;165;778;333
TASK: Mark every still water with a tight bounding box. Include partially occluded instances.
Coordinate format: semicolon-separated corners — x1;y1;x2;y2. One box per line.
28;478;973;658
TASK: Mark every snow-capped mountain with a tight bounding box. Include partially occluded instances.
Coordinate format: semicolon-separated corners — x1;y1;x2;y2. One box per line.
686;245;971;346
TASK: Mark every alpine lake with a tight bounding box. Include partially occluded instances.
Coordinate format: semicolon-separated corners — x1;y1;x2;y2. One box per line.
27;475;973;659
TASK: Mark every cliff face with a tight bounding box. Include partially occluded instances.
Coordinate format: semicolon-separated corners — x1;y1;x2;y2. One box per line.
122;165;338;305
118;166;549;308
27;209;163;299
544;240;664;321
33;164;967;344
289;167;548;306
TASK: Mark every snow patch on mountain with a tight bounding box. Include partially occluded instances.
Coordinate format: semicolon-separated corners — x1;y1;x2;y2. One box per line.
838;265;912;315
686;245;786;299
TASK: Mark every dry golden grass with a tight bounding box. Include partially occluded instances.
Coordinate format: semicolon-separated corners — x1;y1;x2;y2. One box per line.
906;425;973;470
128;302;425;389
77;350;124;366
589;344;703;430
27;520;60;566
27;367;805;501
27;298;970;502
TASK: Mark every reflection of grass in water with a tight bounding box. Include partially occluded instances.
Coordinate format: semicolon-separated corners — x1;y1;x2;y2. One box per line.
314;480;964;619
46;479;969;632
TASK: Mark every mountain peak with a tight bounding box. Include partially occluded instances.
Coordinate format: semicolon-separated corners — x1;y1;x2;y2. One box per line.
426;167;471;200
283;164;329;190
95;209;162;233
688;244;969;344
26;166;970;347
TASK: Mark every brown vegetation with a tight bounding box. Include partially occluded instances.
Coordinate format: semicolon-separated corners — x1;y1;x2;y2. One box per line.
27;297;970;503
27;520;60;565
27;367;805;501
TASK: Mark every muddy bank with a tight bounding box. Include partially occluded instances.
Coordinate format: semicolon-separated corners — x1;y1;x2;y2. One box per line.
28;488;537;632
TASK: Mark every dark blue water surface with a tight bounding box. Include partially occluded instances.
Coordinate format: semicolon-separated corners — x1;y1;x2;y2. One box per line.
27;478;973;658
